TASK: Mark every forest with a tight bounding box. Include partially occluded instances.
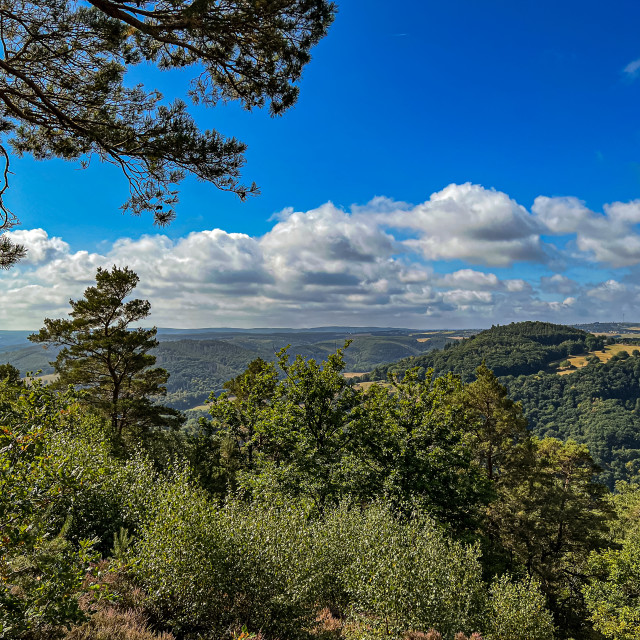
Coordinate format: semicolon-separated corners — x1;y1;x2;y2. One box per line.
0;328;462;411
4;269;640;640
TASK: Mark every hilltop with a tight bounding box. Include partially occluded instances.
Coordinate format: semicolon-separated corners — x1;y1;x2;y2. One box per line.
365;321;598;382
363;321;640;489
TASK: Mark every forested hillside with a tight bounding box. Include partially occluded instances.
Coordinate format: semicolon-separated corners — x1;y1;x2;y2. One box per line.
366;321;599;381
507;352;640;487
6;273;640;640
0;328;468;410
364;321;640;488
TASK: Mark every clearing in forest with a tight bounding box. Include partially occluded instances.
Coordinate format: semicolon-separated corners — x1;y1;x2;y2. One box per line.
557;344;640;375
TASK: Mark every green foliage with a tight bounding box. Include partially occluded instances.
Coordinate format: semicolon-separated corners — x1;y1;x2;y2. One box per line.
461;363;529;482
508;355;640;487
134;481;319;639
584;483;640;639
1;326;625;640
0;0;335;266
205;348;488;529
341;504;486;639
484;574;556;640
367;322;594;382
584;537;640;639
29;266;182;450
488;437;612;637
0;379;101;638
0;361;20;383
356;368;490;530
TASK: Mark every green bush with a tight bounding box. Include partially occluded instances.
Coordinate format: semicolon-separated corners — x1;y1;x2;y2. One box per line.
0;380;101;638
484;574;555;640
340;504;485;639
134;477;317;639
583;538;640;640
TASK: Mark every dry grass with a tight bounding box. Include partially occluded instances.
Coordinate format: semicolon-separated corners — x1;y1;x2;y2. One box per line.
342;372;369;379
59;562;174;640
410;331;445;336
63;608;175;640
313;608;343;639
353;380;393;392
416;338;431;343
312;610;483;640
557;345;640;375
23;373;58;386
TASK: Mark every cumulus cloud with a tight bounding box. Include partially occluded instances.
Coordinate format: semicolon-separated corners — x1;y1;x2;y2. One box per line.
540;274;580;295
5;229;69;265
533;196;640;267
385;183;548;266
5;184;640;329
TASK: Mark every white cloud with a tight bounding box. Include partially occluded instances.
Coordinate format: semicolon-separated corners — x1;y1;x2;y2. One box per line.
386;183;548;266
5;229;69;265
533;196;640;267
540;274;580;295
437;269;500;289
624;58;640;76
6;185;640;329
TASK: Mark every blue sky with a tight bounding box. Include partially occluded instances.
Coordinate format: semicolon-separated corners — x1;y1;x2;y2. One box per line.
4;0;640;329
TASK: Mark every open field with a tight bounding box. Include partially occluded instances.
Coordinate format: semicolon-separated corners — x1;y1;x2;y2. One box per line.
353;380;393;392
557;345;640;375
23;373;58;385
343;372;368;379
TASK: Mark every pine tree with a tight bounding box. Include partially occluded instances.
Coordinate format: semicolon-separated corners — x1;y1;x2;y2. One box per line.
29;265;181;448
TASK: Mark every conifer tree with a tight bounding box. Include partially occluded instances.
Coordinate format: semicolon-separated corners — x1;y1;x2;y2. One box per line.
29;265;181;448
0;0;335;267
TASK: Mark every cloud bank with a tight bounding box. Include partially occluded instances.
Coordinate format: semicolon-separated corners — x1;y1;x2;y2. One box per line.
3;183;640;329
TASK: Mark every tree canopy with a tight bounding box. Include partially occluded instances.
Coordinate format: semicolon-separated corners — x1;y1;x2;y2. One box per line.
0;0;335;267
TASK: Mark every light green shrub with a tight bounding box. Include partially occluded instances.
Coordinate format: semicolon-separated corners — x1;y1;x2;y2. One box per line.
340;504;485;639
134;479;317;639
583;540;640;640
484;574;555;640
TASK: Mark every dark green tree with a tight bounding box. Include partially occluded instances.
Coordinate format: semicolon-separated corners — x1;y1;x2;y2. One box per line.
461;363;529;482
490;437;612;638
0;362;20;384
29;265;181;448
0;0;335;266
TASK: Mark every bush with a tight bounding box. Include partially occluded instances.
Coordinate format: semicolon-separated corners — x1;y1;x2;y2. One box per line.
134;477;317;639
340;504;485;639
483;575;555;640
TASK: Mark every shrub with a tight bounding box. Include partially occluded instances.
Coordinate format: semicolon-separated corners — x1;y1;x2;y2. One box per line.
483;575;555;640
134;478;317;639
340;504;486;639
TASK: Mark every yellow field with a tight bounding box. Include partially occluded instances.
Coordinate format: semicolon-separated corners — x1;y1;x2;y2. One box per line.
23;373;59;385
411;331;444;336
557;344;640;375
353;380;393;392
187;403;211;412
343;372;368;379
416;337;430;342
